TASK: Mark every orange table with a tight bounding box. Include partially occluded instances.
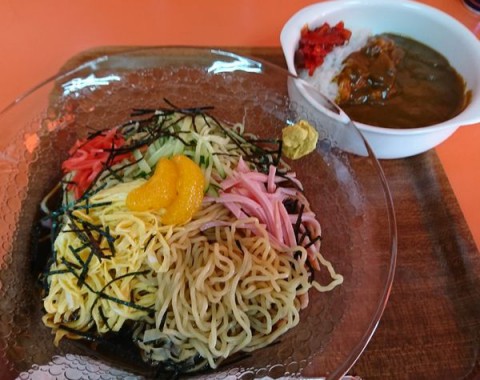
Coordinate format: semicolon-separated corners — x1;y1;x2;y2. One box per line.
0;1;479;379
1;0;479;250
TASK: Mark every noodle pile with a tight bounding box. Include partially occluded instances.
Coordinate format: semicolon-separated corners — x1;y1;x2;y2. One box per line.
40;105;343;373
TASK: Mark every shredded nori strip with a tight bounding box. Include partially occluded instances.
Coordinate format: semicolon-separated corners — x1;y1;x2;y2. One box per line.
68;212;116;254
143;234;156;250
98;306;112;331
89;269;153;314
303;235;322;250
104;157;145;180
58;324;99;342
60;257;96;293
292;203;305;237
68;243;88;267
44;268;70;276
276;172;304;192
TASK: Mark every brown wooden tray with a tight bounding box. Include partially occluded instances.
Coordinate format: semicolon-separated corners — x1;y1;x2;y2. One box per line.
60;46;480;379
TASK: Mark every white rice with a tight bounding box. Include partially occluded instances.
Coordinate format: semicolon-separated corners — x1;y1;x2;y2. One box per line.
299;29;372;101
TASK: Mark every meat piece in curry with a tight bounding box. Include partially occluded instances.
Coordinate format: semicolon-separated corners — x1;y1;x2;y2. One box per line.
335;33;469;129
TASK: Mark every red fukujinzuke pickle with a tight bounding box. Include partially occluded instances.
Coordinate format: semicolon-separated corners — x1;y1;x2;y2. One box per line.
295;21;352;76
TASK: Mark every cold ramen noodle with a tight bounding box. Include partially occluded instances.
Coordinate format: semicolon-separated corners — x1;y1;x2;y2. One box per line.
39;104;343;374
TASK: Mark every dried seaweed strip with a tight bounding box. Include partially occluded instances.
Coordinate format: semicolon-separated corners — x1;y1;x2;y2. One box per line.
89;269;153;314
58;324;98;342
68;212;116;253
98;306;112;332
292;203;305;239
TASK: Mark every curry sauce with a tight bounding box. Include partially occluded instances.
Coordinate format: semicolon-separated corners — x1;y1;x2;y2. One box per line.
336;33;469;129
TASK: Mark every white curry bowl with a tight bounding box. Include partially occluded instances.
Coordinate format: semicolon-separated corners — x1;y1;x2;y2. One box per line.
280;0;480;159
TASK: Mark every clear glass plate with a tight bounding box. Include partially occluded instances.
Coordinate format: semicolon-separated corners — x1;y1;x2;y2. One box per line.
0;47;396;380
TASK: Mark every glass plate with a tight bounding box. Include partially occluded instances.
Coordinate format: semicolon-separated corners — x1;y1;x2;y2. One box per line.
0;47;396;380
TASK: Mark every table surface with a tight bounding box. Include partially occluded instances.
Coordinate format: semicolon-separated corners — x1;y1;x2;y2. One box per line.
1;1;480;379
